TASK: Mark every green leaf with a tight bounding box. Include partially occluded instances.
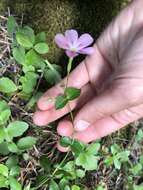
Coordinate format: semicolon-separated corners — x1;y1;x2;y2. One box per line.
35;32;46;43
111;144;120;155
0;128;5;143
25;49;45;69
34;43;49;54
72;185;80;190
130;163;142;176
0;175;8;188
7;16;18;36
16;33;33;49
9;177;22;190
49;180;59;190
17;136;37;150
7;121;29;139
116;151;130;162
19;72;38;95
44;64;61;85
16;26;35;49
0;77;17;93
6;155;19;169
113;158;121;170
64;87;81;101
76;153;98;171
86;142;100;155
0;164;8;177
0;142;10;155
10;166;20;177
71;140;85;157
12;46;25;65
0;100;11;125
40;156;51;172
104;157;113;167
55;95;68;110
22;65;35;73
136;129;143;142
76;169;85;178
8;142;19;153
139;155;143;165
59;178;69;189
60;137;72;147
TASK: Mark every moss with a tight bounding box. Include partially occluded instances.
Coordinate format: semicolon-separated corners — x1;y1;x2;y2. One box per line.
3;0;130;63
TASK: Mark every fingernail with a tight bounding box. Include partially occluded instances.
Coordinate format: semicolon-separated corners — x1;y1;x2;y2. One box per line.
74;120;90;131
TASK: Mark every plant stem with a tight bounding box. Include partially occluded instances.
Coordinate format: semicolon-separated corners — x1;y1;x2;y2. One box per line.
65;57;73;89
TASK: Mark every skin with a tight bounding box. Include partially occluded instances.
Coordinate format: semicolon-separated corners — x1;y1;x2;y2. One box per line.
33;0;143;151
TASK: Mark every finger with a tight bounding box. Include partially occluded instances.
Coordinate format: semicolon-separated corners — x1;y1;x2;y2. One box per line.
73;82;142;131
74;103;143;143
33;83;95;126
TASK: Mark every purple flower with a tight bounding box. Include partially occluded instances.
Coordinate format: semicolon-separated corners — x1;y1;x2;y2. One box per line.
55;29;94;58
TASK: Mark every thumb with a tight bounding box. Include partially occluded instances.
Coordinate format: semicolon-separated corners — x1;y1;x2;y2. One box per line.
73;86;137;131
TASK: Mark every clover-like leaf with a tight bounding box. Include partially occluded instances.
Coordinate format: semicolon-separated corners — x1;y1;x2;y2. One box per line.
25;49;45;69
44;64;61;85
6;155;19;169
16;33;33;49
12;46;25;65
71;185;80;190
7;16;18;36
8;142;19;153
9;176;22;190
60;137;72;147
0;77;17;93
16;26;35;49
71;140;85;157
0;164;8;177
55;95;68;110
0;142;10;155
0;175;8;188
17;136;37;150
0;100;11;125
49;180;59;190
7;121;29;139
34;43;49;54
76;153;98;171
86;142;100;155
19;72;38;95
64;87;81;101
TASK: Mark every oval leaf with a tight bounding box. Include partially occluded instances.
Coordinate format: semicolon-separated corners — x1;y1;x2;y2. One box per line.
34;43;49;54
7;121;29;139
64;87;81;101
12;46;25;65
0;77;17;93
55;95;68;110
17;136;36;150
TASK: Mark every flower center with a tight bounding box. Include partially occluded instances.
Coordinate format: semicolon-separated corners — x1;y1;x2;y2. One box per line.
70;47;77;52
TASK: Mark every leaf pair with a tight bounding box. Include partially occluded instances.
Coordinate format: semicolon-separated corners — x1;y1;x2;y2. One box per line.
55;87;81;109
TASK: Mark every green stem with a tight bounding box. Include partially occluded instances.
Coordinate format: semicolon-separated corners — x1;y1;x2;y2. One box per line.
65;57;73;89
50;58;75;182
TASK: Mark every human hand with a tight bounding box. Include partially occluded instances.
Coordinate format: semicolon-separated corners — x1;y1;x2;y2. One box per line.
33;0;143;149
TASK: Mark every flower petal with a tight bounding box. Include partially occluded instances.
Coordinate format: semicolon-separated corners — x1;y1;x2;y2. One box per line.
78;47;94;55
65;29;78;45
66;50;78;58
77;34;94;49
55;34;68;49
